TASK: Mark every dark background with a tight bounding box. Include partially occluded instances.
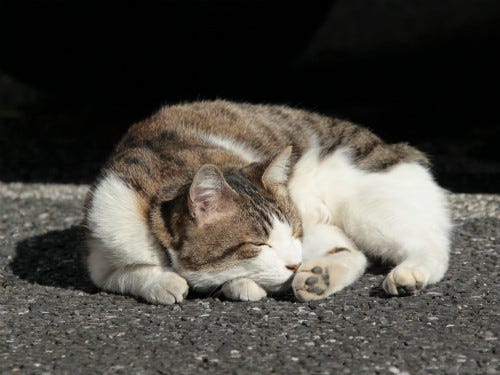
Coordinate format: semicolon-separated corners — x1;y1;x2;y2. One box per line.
1;0;499;192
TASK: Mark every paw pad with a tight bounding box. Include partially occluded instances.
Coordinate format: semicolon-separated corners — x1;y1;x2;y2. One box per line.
305;276;318;285
292;264;337;301
301;268;331;295
311;266;322;274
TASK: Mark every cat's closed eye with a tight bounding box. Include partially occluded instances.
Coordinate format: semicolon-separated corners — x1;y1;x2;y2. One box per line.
249;242;272;248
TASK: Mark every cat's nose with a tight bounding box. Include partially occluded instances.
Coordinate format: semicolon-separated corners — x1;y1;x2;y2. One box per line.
286;263;301;273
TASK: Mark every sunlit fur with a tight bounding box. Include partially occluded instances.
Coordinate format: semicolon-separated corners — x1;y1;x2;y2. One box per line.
85;100;451;303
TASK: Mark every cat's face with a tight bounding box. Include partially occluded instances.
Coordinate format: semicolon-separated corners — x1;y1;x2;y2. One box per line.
165;148;303;293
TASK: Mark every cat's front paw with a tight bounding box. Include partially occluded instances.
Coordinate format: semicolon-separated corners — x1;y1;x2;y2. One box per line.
382;266;429;296
221;278;267;302
292;261;350;302
143;271;189;304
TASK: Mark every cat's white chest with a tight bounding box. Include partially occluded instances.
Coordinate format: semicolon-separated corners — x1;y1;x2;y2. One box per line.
288;147;360;230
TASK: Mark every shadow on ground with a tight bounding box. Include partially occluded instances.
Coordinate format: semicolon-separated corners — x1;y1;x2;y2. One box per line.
9;224;394;302
11;226;98;293
9;217;499;304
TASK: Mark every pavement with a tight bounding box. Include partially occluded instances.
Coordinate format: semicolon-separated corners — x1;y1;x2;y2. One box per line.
0;183;498;374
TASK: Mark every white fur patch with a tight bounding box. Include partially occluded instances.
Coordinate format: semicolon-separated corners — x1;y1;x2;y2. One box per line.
200;132;261;163
301;224;358;262
86;173;162;269
289;147;451;284
267;216;302;267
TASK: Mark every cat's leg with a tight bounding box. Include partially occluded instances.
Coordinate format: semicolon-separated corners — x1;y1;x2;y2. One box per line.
292;224;367;302
87;239;188;304
86;173;189;304
338;163;452;295
221;278;267;302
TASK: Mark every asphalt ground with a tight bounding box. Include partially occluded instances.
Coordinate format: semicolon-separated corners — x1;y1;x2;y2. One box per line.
0;183;498;374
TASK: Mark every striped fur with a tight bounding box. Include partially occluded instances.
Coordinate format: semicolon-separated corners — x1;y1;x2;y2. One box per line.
85;100;450;303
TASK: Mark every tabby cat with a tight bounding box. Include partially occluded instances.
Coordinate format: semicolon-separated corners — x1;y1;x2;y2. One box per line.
85;100;451;303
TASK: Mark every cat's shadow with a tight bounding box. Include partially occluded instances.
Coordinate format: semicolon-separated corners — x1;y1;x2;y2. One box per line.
11;226;98;293
366;262;394;298
11;225;394;301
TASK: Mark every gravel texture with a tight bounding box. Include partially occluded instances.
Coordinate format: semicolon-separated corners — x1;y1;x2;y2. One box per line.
0;183;498;374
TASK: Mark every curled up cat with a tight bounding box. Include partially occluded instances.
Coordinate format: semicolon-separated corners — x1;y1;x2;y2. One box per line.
84;100;451;303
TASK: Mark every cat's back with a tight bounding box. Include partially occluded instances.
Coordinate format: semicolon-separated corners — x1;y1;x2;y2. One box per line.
103;100;428;196
119;100;332;155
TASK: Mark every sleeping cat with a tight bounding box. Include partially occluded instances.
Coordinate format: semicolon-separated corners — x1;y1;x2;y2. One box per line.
84;100;451;303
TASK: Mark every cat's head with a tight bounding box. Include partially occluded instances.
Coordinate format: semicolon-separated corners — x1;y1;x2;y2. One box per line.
159;147;303;294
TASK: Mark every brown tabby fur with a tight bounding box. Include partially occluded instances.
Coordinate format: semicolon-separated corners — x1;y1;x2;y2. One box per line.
86;100;428;272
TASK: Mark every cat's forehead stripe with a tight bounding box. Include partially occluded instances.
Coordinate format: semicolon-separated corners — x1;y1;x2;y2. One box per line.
225;172;286;236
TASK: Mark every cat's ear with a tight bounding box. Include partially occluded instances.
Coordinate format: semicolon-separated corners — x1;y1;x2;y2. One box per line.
189;164;237;224
261;146;292;189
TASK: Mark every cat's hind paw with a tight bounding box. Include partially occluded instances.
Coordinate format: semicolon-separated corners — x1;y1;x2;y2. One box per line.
382;266;429;296
222;278;267;302
143;271;189;304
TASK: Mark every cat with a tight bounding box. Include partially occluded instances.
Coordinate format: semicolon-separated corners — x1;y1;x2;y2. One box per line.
84;100;451;303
